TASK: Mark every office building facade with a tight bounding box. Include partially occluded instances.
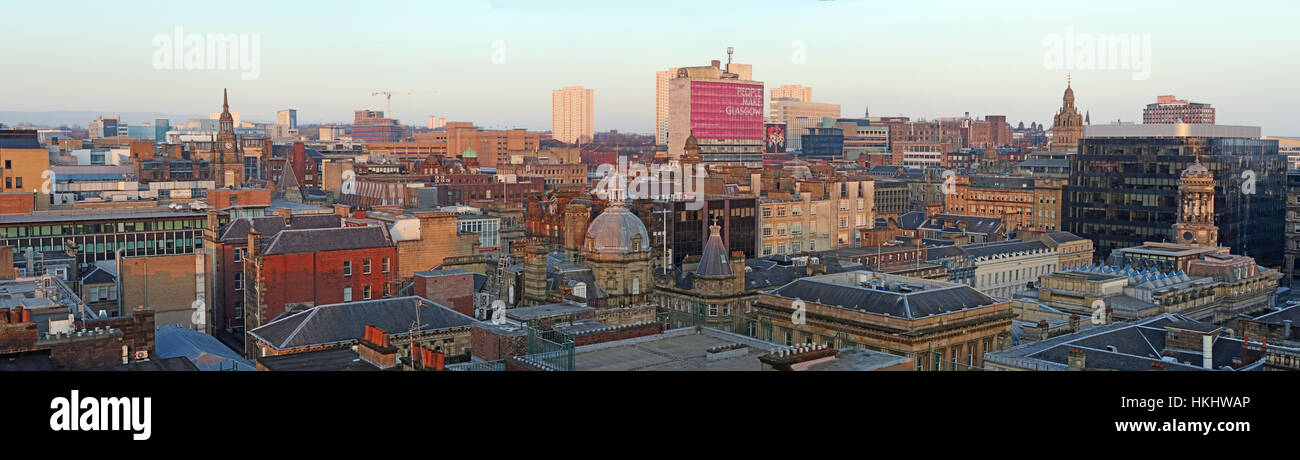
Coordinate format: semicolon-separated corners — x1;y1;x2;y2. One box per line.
551;86;595;144
1063;124;1284;267
667;61;765;167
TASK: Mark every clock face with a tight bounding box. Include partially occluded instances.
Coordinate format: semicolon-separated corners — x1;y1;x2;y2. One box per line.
224;142;233;149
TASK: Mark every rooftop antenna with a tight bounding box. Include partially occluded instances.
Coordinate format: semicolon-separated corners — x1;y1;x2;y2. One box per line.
409;298;430;364
726;46;734;72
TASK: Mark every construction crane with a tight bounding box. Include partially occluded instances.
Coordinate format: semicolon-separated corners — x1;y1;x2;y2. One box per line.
370;90;435;117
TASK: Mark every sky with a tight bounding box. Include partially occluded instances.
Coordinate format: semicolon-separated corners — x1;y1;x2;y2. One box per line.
2;0;1298;135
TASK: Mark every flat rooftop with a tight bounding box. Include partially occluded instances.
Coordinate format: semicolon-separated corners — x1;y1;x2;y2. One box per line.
801;348;913;371
0;207;204;224
574;328;786;371
1082;123;1262;139
505;302;594;321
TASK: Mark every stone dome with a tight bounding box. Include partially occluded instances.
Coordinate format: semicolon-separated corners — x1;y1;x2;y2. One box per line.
1183;158;1209;176
584;204;650;254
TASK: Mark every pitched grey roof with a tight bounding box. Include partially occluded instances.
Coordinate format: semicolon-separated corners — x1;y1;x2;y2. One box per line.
696;226;733;278
261;225;391;255
895;211;927;230
219;214;341;243
921;214;1003;235
79;266;116;285
766;275;998;319
1042;231;1084;244
960;239;1050;259
154;324;255;371
247;296;475;351
986;314;1254;371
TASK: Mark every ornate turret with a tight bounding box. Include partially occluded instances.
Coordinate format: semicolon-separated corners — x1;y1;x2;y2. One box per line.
696;218;732;278
1049;75;1083;151
1172;157;1218;246
681;130;702;170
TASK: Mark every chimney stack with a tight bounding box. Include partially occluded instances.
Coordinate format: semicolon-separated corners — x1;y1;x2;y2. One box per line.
247;226;261;261
358;324;397;369
1067;347;1086;371
276;207;292;225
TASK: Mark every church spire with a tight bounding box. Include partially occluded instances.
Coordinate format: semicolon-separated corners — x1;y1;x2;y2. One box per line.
223;88;229;112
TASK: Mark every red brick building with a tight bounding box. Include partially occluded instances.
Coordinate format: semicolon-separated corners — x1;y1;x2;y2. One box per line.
204;211;343;337
429;173;545;202
242;224;398;357
412;269;478;317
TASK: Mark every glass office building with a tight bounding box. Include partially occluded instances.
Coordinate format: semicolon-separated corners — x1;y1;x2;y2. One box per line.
1064;124;1284;267
801;126;844;161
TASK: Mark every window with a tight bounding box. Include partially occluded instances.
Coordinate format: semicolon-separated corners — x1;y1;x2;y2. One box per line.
234;272;243;291
14;177;21;189
363;259;371;275
233;248;244;263
343;286;353;302
383;283;391;297
343;260;352;276
363;285;372;300
785;330;793;346
382;258;390;273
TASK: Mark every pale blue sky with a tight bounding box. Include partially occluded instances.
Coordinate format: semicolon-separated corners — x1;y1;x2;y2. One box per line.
2;0;1297;134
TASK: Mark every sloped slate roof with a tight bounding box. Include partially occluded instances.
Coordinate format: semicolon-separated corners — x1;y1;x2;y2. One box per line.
248;296;475;351
767;278;997;319
154;324;255;371
922;214;1003;234
1042;231;1084;244
961;240;1049;259
696;227;733;277
219;214;341;243
261;225;391;255
80;266;116;285
895;211;927;230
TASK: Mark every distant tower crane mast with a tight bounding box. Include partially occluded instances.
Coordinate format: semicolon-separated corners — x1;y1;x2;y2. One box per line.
370;90;435;117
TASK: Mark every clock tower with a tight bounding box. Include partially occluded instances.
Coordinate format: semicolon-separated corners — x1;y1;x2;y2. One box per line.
214;88;243;187
1172;158;1218;246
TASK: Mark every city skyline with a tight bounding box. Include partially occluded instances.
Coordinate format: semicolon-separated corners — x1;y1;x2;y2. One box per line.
1;0;1298;135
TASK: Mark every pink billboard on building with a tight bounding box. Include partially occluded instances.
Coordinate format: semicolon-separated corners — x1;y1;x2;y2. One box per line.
690;81;764;140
